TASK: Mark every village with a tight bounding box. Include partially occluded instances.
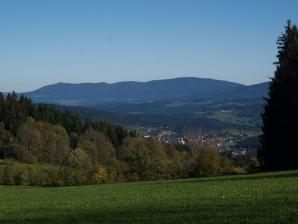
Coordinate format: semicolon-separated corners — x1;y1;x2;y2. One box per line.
135;126;258;156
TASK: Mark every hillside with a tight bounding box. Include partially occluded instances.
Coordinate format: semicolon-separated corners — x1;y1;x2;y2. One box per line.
1;170;297;224
218;82;270;99
18;78;270;151
2;93;244;186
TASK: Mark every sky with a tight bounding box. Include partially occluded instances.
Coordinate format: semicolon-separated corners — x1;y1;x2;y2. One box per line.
1;0;298;92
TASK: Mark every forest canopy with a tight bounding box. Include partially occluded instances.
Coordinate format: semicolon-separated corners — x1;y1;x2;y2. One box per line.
0;92;247;186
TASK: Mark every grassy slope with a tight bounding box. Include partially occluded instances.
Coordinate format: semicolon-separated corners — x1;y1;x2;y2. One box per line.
0;171;298;224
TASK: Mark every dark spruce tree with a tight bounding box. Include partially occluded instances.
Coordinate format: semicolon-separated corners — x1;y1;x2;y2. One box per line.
259;20;298;170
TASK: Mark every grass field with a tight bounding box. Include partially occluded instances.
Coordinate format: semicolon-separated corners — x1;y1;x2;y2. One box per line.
0;171;298;224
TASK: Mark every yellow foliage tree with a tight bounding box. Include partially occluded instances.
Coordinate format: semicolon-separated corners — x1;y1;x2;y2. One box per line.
93;166;108;184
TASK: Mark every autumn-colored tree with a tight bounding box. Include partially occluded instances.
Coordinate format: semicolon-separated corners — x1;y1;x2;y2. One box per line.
195;148;221;176
165;144;182;178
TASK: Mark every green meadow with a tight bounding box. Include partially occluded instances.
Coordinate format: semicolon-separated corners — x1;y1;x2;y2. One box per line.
1;171;298;224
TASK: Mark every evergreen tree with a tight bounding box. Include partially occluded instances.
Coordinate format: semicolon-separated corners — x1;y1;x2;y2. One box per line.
0;92;5;121
259;20;298;170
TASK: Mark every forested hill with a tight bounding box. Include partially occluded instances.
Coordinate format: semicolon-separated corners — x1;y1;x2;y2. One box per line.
0;92;129;148
24;77;246;106
217;82;270;99
0;92;248;186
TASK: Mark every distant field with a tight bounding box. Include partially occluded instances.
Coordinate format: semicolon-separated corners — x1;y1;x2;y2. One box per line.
0;171;298;224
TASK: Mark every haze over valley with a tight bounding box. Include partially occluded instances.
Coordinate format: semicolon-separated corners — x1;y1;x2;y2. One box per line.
20;77;269;154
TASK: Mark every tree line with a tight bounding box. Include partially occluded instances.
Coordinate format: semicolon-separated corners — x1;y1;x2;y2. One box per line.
0;92;253;186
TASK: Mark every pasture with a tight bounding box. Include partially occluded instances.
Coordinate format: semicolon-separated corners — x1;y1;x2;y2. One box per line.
0;171;298;223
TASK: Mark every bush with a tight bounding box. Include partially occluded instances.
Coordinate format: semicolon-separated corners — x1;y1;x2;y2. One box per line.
247;156;261;173
27;165;40;186
93;166;108;184
1;165;15;185
13;164;27;185
60;166;84;186
220;157;235;175
195;148;221;177
0;164;83;186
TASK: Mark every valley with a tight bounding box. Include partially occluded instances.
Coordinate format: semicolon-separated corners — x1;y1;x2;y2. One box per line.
20;78;269;155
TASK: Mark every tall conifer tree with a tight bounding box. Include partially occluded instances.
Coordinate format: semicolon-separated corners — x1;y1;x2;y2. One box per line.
260;20;298;170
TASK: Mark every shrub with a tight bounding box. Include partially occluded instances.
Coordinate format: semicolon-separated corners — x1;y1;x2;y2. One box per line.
13;165;27;185
195;148;221;176
2;165;14;185
93;166;108;184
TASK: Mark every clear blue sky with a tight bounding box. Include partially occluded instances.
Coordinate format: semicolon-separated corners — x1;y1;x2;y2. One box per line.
1;0;298;92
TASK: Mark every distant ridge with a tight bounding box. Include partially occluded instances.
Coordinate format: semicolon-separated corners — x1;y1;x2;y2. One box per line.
218;82;270;99
23;77;269;106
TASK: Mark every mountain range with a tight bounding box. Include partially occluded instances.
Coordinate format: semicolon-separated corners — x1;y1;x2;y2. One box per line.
24;77;269;106
16;77;271;136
